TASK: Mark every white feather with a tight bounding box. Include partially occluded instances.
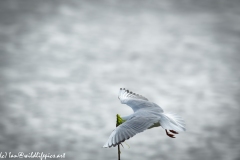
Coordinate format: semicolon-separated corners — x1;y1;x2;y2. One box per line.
159;113;186;132
103;88;186;148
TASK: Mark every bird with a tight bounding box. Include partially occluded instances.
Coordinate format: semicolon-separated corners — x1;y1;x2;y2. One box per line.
103;88;186;148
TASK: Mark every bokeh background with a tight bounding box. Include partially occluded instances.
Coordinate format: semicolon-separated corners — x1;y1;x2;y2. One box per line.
0;0;240;160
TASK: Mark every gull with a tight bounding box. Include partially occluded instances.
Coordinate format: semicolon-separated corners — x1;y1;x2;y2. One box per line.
103;88;186;148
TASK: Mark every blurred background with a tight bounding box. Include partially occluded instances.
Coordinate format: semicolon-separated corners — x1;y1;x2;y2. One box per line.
0;0;240;160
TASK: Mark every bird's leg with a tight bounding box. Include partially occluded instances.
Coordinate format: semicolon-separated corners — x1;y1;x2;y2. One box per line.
170;130;178;134
165;129;175;138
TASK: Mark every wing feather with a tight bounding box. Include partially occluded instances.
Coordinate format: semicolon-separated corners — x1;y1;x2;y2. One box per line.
118;88;157;112
103;116;158;148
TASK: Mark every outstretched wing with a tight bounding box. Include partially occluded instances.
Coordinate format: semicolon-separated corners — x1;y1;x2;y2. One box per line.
118;88;156;112
103;116;159;148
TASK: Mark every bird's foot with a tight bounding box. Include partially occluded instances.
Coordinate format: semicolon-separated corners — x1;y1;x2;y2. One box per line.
165;129;177;138
170;130;178;134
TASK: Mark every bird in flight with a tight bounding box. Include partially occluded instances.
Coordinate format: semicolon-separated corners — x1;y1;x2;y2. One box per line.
103;88;186;148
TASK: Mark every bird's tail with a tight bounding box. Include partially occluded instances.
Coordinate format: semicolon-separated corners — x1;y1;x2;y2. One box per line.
159;113;186;132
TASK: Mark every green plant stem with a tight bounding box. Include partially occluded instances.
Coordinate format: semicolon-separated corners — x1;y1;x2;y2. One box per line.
116;115;121;160
118;144;120;160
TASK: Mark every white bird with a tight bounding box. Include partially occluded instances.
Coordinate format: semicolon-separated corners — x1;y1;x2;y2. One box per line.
103;88;186;148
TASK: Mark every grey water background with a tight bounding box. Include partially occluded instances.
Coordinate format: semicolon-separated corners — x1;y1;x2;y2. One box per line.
0;0;240;160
